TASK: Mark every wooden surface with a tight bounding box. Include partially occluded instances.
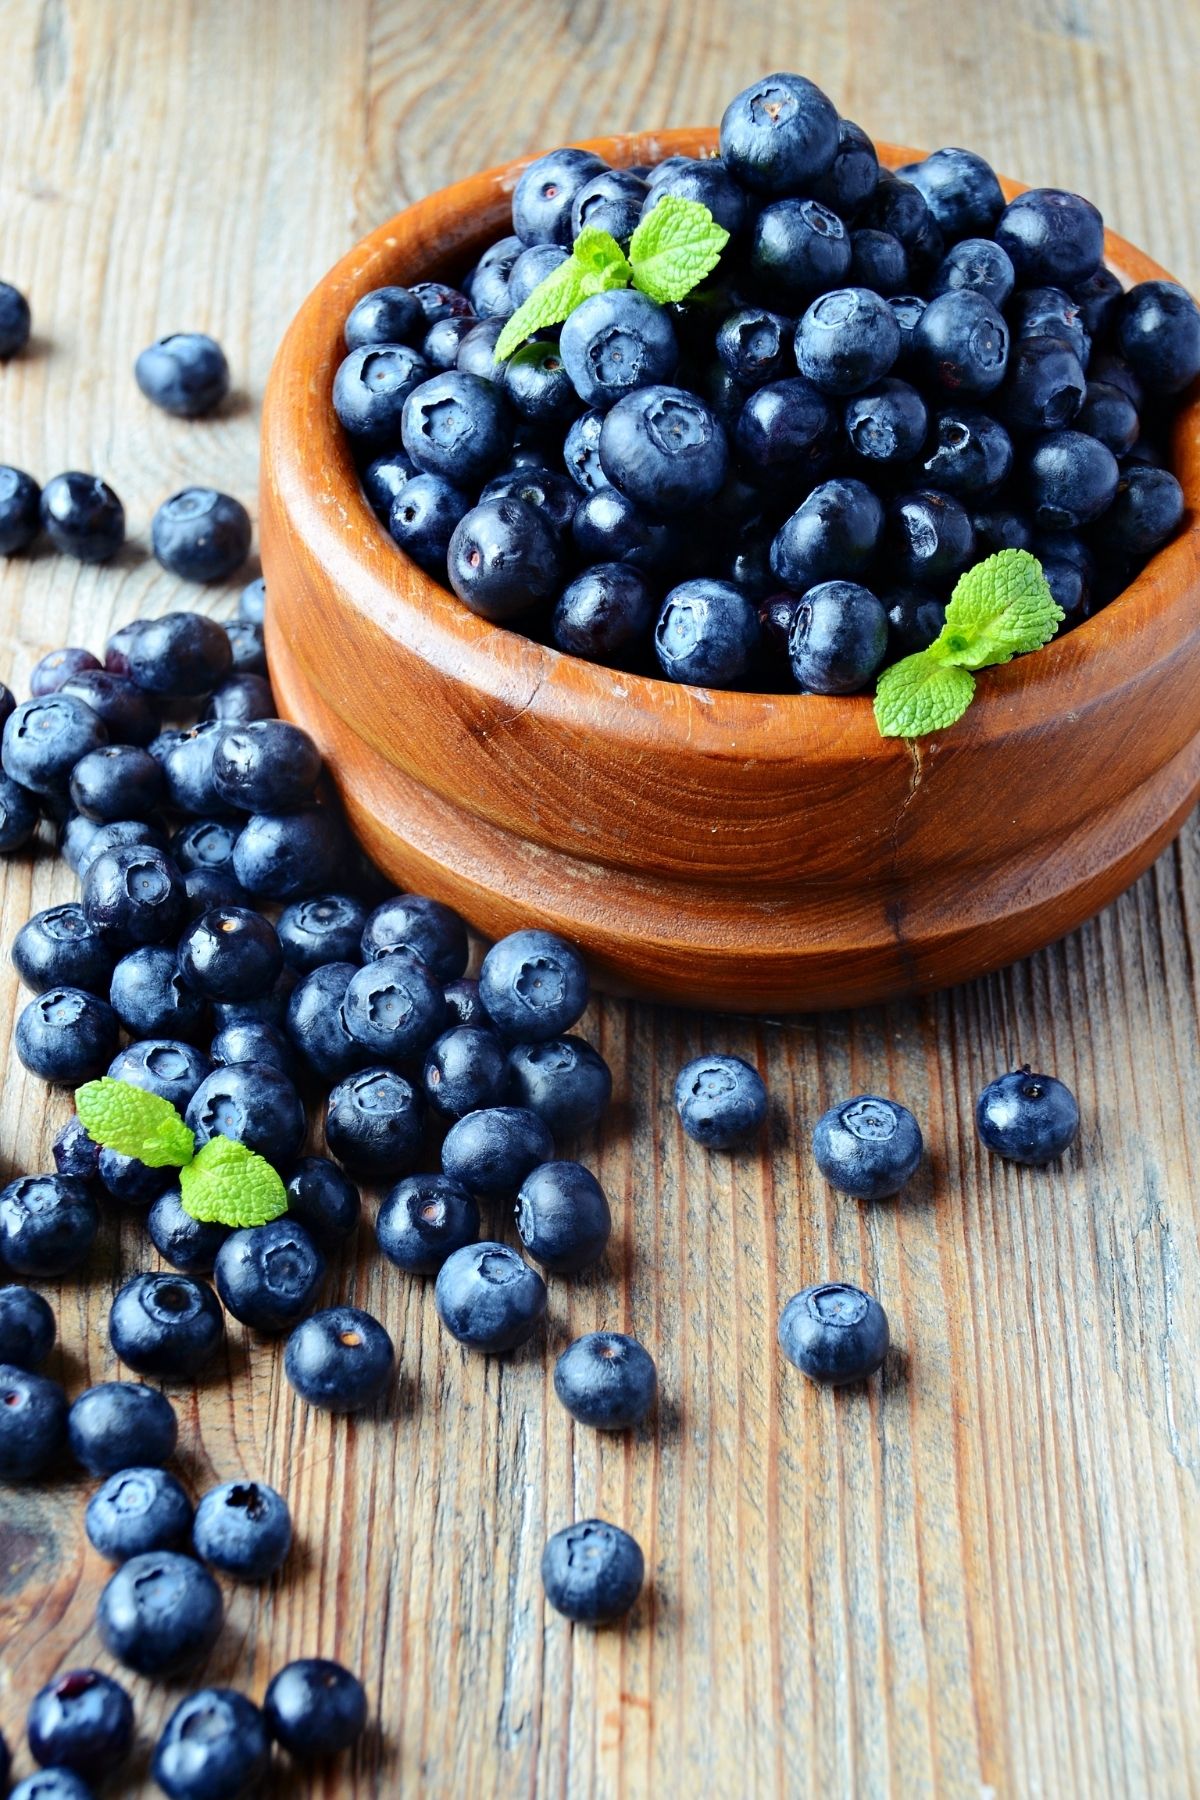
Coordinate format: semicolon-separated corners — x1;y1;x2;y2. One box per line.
0;3;1198;1796
261;130;1200;1013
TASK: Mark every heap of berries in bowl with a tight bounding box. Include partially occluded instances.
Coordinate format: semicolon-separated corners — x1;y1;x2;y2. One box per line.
331;69;1197;740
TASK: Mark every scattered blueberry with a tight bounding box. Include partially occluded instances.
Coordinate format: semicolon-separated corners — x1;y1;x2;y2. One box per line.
284;1156;360;1251
0;1285;56;1371
39;473;125;563
435;1241;547;1352
975;1065;1080;1163
147;1188;230;1274
214;1219;326;1334
263;1658;367;1760
515;1159;611;1272
193;1478;292;1581
284;1305;394;1412
674;1054;767;1149
68;1381;177;1475
377;1172;480;1275
778;1281;890;1384
0;1363;68;1478
479;928;589;1042
86;1466;193;1563
135;332;230;416
0;1175;99;1276
812;1095;923;1198
0;465;42;554
324;1065;424;1176
541;1518;644;1623
26;1670;134;1776
0;279;32;358
108;1272;226;1379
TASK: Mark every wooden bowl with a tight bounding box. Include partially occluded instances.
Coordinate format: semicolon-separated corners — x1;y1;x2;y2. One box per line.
261;129;1200;1013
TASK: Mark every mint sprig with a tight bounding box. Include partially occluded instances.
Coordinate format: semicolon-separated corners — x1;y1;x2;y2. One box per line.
73;1077;287;1229
874;550;1063;739
494;196;730;361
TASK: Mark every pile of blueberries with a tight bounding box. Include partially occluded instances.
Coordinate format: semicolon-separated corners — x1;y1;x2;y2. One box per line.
331;69;1199;696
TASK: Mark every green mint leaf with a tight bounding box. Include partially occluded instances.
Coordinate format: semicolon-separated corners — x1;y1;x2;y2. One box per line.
493;228;631;363
178;1135;288;1229
874;652;976;739
629;196;730;303
74;1078;195;1168
936;548;1064;670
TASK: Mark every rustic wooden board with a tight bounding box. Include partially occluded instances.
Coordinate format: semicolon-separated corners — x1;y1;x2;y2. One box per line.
0;2;1197;1795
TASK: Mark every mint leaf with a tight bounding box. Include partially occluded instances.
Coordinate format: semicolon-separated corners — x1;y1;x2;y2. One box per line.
75;1078;195;1168
629;195;730;303
936;548;1064;669
179;1135;288;1228
874;653;975;739
493;228;630;363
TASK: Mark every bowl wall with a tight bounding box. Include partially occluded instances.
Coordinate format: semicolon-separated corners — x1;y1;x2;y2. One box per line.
262;130;1200;1010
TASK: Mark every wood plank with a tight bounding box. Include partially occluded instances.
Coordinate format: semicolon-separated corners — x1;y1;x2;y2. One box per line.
0;1;1197;1794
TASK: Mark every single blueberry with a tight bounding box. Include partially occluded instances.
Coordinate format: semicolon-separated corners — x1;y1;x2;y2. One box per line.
284;1305;394;1412
553;1332;657;1430
976;1065;1080;1164
812;1094;923;1198
778;1281;890;1384
86;1466;194;1563
541;1518;644;1623
674;1054;768;1149
68;1381;178;1475
434;1241;547;1352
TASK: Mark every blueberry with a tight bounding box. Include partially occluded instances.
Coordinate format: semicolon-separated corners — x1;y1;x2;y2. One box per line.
59;669;160;747
795;287;900;395
175;907;282;1004
232;805;345;900
478;468;578;543
976;1065;1080;1163
569;167;648;247
887;293;927;362
479;928;589;1042
0;279;32;357
0;1364;67;1477
571;485;678;572
563;408;609;491
501;340;580;425
109;947;207;1041
450;492;567;620
778;1281;890;1383
204;672;276;725
512;147;607;246
376;1172;479;1276
654;578;761;687
102;620;148;678
29;646;102;697
913;289;1009;395
52;1116;101;1182
324;1065;424;1176
333;343;430;444
1009;285;1091;365
439;1107;553;1201
922;405;1013;496
27;1670;134;1776
885;489;975;586
884;587;947;656
286;962;367;1081
506;1036;612;1136
1075;380;1140;458
0;1285;56;1370
468;236;523;318
109;1270;226;1379
272;893;365;976
344;285;422;349
843;378;928;466
930;238;1015;308
770;475;884;591
39;473;125;562
214;1219;325;1335
456;318;506;379
86;1466;194;1563
541;1518;644;1623
443;977;489;1028
558;288;677;411
813;1094;923;1198
341;951;446;1060
902;147;1004;239
1115;279;1200;394
1093;464;1185;559
0;772;40;852
151;488;251;584
210;1020;294;1079
418;1025;506;1121
640;156;746;241
135;332;229;415
1002;335;1087;434
734;382;834;502
58;811;101;874
361;449;417;522
187;1062;305;1167
410;280;474;327
171;816;241;879
750;198;851;305
3;695;107;796
549;562;653;661
67;1380;177;1476
714;307;791;389
97;1549;223;1675
263;1659;367;1759
211;983;291;1033
277;1157;357;1253
129;612;233;698
971;507;1033;557
0;465;42;554
9;1773;94;1800
803;115;876;215
65;744;161;824
152;1688;270;1799
424;313;481;372
184;866;247;920
400;370;511;486
98;1144;174;1207
387;471;471;570
146;1187;229;1274
15;988;119;1084
994;187;1104;287
599;384;728;513
554;1332;656;1430
846;227;908;295
225;618;266;676
789;578;889;693
78;821;171;884
83;844;187;947
673;1053;768;1149
507;243;570;307
435;1240;547;1352
284;1305;394;1411
193;1478;292;1580
1027;429;1119;529
719;72;838;194
515;1159;610;1273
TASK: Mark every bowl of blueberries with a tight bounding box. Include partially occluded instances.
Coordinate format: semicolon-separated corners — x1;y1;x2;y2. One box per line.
260;70;1200;1013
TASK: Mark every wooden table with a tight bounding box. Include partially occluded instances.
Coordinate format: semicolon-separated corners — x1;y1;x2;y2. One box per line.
1;3;1198;1794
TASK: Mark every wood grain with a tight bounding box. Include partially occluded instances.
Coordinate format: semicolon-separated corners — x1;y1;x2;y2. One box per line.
260;132;1200;1012
0;2;1198;1796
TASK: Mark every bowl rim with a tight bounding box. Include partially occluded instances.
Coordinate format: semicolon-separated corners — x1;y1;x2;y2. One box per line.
262;128;1200;770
